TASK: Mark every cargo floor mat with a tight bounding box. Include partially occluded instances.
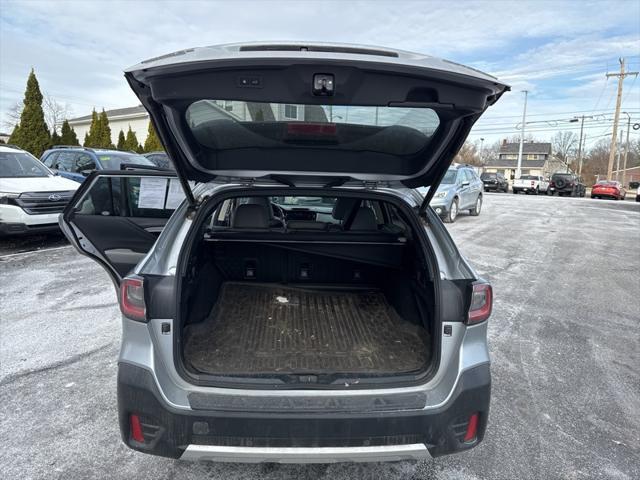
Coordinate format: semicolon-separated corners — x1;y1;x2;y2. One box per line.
184;282;430;376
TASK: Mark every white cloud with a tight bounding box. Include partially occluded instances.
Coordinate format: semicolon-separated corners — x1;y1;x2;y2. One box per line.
0;0;638;144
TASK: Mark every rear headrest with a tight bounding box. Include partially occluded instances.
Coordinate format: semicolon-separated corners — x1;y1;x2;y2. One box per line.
351;207;378;231
232;204;269;229
332;198;360;220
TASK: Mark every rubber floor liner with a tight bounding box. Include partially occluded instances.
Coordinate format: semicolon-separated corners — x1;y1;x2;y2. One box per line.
184;282;430;376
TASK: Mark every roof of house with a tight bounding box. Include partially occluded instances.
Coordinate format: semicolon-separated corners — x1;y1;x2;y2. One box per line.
483;158;547;168
499;142;552;155
69;105;148;123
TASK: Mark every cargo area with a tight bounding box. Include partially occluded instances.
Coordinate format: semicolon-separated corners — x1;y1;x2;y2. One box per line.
178;194;437;386
184;282;429;376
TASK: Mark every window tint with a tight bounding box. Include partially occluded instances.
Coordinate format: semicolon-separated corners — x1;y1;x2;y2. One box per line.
75;176;177;218
43;152;58;168
75;153;96;173
54;151;77;172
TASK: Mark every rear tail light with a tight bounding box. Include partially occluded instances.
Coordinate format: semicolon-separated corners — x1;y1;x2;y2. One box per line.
120;276;146;322
463;413;479;442
467;282;492;324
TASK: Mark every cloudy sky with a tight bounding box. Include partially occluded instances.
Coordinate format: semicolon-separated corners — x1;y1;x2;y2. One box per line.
1;0;639;147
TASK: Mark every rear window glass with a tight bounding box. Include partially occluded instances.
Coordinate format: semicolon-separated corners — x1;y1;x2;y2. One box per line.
185;100;440;156
481;173;496;179
520;175;537;180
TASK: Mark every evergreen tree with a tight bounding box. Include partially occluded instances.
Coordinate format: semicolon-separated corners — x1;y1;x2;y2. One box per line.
143;121;163;152
59;120;79;145
98;109;113;148
84;109;99;147
117;129;126;150
51;130;61;146
7;69;51;157
123;126;140;152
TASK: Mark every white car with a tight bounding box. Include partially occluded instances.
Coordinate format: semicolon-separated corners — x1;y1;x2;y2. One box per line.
0;145;79;235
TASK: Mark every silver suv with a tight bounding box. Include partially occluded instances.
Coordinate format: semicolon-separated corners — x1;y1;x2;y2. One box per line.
60;43;507;463
421;165;484;223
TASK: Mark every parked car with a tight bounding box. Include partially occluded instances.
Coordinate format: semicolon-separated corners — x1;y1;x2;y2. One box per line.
591;180;626;200
0;145;79;235
548;172;586;197
636;185;640;202
422;164;484;223
512;174;549;195
59;43;507;463
480;172;508;192
41;146;156;183
143;151;173;170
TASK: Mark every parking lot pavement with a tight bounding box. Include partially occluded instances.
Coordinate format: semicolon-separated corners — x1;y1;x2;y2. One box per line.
1;194;639;480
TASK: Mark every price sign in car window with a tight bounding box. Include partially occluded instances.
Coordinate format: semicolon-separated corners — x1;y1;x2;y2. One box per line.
137;177;168;209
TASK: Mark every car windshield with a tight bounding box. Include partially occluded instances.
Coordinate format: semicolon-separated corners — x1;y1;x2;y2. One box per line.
185;100;440;156
596;181;615;185
0;151;50;178
481;173;496;179
96;153;155;169
441;170;458;184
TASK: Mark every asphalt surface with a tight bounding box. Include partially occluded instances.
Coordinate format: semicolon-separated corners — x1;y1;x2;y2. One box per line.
1;194;639;480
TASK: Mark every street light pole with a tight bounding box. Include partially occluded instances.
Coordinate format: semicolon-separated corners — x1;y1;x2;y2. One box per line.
516;90;528;179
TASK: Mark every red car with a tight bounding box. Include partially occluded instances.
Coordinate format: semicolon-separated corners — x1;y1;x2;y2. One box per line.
591;180;626;200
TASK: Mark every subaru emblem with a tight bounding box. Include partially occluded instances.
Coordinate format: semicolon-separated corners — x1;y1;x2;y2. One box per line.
48;193;62;201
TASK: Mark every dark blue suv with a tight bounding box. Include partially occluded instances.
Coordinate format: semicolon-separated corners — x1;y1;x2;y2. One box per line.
41;146;155;183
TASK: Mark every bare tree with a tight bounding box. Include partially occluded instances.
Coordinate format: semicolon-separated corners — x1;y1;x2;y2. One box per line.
455;142;480;166
3;102;22;131
3;94;72;134
552;131;578;165
43;94;72;134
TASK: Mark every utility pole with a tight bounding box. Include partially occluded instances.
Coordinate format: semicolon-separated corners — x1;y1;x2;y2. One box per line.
578;133;586;178
606;58;639;180
479;137;485;164
516;90;528;179
573;115;592;176
615;127;622;182
621;112;631;187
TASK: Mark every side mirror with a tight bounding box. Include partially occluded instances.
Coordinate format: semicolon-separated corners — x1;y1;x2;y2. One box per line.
462;181;470;187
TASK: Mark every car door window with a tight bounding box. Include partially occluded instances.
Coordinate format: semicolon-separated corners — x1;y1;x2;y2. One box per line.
54;151;76;172
43;152;58;168
75;153;96;174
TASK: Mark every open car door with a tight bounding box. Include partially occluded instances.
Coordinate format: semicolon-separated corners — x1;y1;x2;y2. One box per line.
60;170;182;288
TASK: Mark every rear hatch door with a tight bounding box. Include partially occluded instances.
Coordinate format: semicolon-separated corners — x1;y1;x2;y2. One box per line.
124;42;508;206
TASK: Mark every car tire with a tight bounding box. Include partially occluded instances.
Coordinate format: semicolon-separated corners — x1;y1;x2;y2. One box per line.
443;198;459;223
592;195;598;199
513;189;518;194
470;195;482;216
535;187;540;195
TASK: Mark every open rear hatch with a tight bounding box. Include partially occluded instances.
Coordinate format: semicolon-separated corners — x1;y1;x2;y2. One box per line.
124;42;509;207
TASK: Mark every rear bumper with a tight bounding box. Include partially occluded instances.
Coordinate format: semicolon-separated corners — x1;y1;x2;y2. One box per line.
117;362;491;462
